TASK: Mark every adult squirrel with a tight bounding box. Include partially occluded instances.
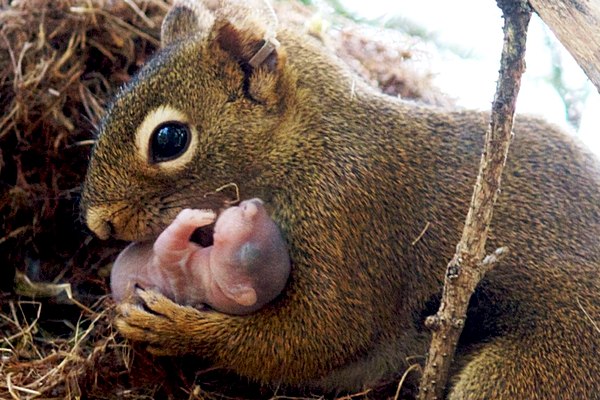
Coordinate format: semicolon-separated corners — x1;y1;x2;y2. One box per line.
81;0;600;398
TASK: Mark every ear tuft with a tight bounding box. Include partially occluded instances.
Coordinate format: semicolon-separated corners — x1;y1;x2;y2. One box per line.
161;0;215;47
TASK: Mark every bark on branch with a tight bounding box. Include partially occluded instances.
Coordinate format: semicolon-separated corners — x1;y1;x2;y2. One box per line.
417;1;532;399
529;0;600;94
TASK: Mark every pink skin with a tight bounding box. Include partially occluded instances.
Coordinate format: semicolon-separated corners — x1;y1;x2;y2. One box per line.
110;199;291;315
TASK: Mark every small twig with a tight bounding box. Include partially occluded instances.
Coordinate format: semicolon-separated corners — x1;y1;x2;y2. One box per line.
67;139;96;148
412;222;431;245
6;373;41;398
335;388;372;400
1;301;42;344
480;246;508;269
123;0;156;28
577;297;600;334
417;1;532;399
13;271;95;315
0;226;29;245
202;182;241;205
394;363;422;400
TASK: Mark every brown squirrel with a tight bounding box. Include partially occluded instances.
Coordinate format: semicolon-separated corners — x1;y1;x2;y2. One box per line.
81;0;600;398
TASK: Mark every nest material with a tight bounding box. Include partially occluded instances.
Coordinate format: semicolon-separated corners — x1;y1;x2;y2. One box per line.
0;1;441;398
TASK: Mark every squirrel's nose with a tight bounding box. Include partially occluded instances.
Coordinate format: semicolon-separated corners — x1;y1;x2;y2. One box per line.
85;206;114;240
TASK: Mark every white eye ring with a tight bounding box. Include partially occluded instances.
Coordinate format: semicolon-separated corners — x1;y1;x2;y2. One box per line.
135;105;198;171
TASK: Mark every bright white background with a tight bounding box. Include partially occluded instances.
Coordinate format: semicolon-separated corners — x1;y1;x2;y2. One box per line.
337;0;600;156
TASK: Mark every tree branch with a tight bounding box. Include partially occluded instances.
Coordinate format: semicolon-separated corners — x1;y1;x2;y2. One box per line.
417;1;532;399
529;0;600;94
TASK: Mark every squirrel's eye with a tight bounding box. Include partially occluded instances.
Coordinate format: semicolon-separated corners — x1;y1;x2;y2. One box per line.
150;121;191;163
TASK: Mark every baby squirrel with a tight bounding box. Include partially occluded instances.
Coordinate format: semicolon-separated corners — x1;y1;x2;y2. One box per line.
81;0;600;397
110;198;291;315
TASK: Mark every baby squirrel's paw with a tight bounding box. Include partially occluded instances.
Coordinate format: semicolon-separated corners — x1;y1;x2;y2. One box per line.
153;208;216;265
116;288;203;355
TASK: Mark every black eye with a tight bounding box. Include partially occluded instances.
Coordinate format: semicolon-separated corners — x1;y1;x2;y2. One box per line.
150;121;191;163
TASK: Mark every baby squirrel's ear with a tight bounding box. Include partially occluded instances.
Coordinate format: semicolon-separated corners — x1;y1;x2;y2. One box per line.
161;0;216;47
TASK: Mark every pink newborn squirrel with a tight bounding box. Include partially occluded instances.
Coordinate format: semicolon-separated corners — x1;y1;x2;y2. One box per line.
110;199;291;315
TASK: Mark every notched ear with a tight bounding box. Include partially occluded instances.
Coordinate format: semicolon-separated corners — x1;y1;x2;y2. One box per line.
161;0;216;47
162;0;289;106
213;19;287;106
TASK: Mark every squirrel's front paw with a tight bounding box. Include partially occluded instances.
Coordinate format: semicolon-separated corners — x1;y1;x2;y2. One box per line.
116;288;202;355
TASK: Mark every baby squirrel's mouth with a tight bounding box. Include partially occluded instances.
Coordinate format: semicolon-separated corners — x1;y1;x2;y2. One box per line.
187;200;237;247
189;223;215;247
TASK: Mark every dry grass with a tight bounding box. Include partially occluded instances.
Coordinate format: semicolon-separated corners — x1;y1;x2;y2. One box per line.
0;1;437;398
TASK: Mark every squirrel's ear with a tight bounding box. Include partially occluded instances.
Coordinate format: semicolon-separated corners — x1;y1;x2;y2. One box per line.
210;1;287;105
214;20;286;105
161;0;216;47
162;0;287;106
215;21;282;74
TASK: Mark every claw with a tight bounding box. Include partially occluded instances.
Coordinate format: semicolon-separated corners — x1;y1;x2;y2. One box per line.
114;287;221;356
136;288;182;316
136;287;164;306
115;315;151;342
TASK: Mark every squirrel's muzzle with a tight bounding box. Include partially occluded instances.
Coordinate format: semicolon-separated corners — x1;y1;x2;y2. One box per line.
85;206;115;240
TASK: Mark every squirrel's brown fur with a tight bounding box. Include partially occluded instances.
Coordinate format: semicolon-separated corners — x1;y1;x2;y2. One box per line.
81;1;600;398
